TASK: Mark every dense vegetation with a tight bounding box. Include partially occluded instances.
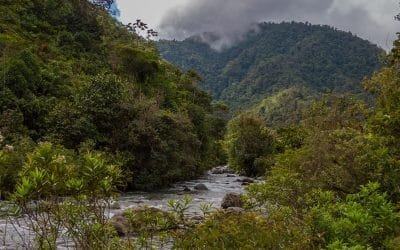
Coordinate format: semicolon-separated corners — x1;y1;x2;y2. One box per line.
225;113;275;176
2;0;400;249
158;22;383;113
161;23;400;247
200;24;400;248
0;0;226;197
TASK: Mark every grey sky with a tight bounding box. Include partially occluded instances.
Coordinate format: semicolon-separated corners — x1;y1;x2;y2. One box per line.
117;0;190;28
117;0;399;50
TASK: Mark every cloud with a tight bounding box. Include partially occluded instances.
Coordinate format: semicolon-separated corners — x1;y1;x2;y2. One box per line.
159;0;398;50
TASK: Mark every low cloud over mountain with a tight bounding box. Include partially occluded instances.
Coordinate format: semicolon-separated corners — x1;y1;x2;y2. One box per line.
159;0;398;50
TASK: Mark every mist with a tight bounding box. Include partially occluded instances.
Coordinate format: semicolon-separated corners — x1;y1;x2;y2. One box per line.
159;0;399;51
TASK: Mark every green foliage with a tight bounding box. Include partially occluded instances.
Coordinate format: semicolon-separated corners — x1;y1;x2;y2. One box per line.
1;50;41;99
306;183;400;249
120;207;177;248
122;11;400;250
174;209;310;249
13;142;121;202
158;22;382;112
0;49;65;140
246;94;400;209
365;65;400;151
8;141;123;249
168;195;192;222
301;94;368;131
241;32;400;248
120;107;206;190
251;86;316;128
0;0;226;192
225;113;275;176
114;46;159;82
274;125;305;151
0;137;34;199
176;183;400;250
1;1;399;249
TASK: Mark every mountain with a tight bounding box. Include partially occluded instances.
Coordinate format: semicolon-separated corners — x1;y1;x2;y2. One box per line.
0;0;226;193
158;22;383;111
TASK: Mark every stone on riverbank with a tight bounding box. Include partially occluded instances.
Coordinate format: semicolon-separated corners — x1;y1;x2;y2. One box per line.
221;193;243;209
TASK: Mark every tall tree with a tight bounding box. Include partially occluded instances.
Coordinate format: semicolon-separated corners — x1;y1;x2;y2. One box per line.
225;113;275;176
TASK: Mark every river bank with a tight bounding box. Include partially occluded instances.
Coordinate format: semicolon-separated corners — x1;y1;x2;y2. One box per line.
0;166;251;249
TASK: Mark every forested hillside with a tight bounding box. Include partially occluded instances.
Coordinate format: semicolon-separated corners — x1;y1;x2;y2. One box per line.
0;0;226;195
2;0;400;249
177;28;400;248
158;22;383;111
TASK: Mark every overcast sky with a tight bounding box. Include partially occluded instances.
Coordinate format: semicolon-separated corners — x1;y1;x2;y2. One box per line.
117;0;190;27
116;0;399;50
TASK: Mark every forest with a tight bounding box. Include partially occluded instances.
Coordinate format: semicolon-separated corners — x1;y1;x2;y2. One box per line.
158;22;383;111
1;0;400;249
0;0;227;195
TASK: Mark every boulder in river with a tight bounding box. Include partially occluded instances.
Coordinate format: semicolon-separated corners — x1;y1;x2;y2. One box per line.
194;183;208;190
221;193;243;209
183;186;191;192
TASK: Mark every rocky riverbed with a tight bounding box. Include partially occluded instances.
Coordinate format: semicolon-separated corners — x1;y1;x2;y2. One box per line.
0;166;254;249
109;166;249;217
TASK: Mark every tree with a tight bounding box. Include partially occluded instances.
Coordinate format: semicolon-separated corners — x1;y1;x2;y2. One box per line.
225;113;275;176
365;37;400;151
125;20;158;40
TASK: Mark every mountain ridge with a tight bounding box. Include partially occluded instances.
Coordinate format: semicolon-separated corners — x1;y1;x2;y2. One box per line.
158;22;383;111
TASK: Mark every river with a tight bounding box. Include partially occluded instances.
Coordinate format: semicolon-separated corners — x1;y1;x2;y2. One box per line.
0;166;247;249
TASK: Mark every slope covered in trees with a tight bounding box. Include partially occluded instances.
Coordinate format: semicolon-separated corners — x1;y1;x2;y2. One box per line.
0;0;226;196
2;0;400;249
177;28;400;248
158;22;383;111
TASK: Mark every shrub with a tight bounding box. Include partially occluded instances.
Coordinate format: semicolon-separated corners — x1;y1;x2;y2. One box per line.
0;136;34;199
8;142;123;249
174;208;311;249
306;183;400;249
